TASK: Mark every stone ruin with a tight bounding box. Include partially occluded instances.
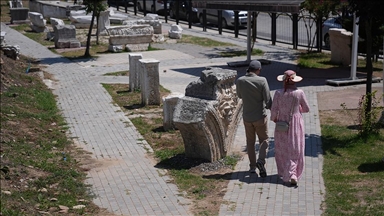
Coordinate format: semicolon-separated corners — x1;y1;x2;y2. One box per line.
98;13;163;52
107;25;154;52
329;28;353;66
1;31;20;60
128;54;160;106
1;31;6;46
28;12;48;33
54;24;81;49
9;0;29;24
173;67;243;162
168;24;183;39
9;0;23;8
68;10;95;29
45;17;80;49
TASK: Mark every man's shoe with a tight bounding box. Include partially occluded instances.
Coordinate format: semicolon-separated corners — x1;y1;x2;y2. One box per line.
256;162;267;178
249;168;256;173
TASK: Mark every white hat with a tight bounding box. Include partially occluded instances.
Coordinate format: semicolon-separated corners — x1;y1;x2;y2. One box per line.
277;70;303;82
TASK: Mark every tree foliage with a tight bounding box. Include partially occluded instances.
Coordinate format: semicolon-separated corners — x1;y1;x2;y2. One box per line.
300;0;342;20
300;0;344;51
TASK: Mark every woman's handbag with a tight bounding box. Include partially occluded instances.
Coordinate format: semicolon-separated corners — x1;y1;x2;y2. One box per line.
275;94;297;132
275;121;290;131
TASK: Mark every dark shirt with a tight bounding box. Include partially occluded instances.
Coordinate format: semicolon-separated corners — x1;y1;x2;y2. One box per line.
236;73;272;122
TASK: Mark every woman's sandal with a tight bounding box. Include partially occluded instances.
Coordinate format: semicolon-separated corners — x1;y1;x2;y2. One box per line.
290;179;297;186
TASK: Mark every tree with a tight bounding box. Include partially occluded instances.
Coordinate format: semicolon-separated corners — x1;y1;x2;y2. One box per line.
300;0;343;51
348;0;384;132
83;0;107;57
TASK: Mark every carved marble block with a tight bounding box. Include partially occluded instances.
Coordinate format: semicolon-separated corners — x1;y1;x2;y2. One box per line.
173;67;243;162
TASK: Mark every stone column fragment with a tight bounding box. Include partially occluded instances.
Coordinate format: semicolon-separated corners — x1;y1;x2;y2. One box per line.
139;59;160;106
128;53;143;92
163;93;184;131
173;67;243;162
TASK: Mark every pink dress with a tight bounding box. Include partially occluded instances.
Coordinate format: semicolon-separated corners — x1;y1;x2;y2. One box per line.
270;87;310;182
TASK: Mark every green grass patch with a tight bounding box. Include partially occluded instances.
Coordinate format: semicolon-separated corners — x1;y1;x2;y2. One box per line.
220;48;263;57
59;43;110;59
11;24;54;47
297;52;341;69
298;51;383;72
103;70;129;76
1;55;101;215
179;34;235;47
148;44;163;51
321;124;384;215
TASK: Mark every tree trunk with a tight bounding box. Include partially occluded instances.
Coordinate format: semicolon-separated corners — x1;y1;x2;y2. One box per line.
84;2;97;57
364;18;373;123
96;12;100;45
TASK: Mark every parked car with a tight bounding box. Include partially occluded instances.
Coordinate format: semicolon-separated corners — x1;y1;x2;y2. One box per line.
169;0;198;23
107;0;133;7
136;0;169;14
322;17;343;47
197;9;248;29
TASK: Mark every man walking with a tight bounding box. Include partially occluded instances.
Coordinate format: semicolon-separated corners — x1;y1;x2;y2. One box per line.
236;60;272;177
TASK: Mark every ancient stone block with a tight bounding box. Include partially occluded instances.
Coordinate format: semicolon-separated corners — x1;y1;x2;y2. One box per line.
10;8;29;24
50;17;65;27
1;31;6;46
2;45;20;60
107;25;153;51
329;28;352;66
163;93;184;131
54;25;81;48
125;43;149;52
109;35;152;45
69;10;96;29
123;18;162;35
139;59;160;106
29;12;48;33
108;45;123;53
173;67;243;162
128;53;143;91
98;11;110;36
168;24;182;39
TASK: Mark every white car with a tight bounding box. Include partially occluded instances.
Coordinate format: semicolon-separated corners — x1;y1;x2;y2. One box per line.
136;0;169;14
197;9;248;29
322;17;342;47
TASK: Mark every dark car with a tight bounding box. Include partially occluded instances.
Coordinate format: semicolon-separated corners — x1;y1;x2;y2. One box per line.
322;16;343;47
107;0;133;7
136;0;169;14
197;9;248;29
169;0;198;23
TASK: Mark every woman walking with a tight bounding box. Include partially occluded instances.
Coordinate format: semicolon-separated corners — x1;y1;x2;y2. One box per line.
270;70;310;186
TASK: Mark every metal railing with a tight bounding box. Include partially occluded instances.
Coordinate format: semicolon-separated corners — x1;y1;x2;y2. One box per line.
116;0;324;50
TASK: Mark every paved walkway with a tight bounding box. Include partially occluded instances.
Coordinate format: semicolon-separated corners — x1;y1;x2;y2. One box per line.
2;16;381;216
